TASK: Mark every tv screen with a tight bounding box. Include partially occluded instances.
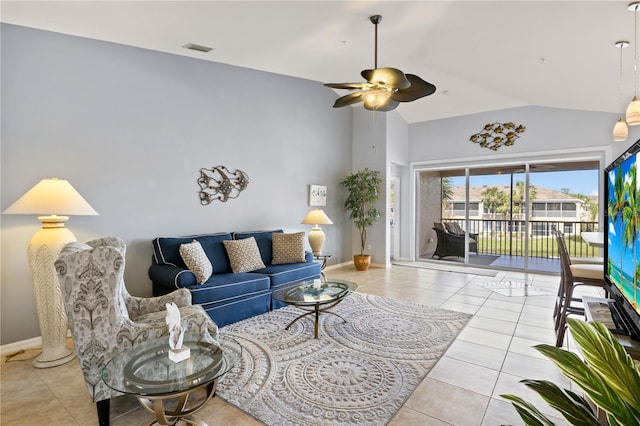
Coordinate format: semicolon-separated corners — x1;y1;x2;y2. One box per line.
605;139;640;340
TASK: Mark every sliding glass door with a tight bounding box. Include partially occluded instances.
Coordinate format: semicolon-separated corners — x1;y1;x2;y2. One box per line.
416;160;600;273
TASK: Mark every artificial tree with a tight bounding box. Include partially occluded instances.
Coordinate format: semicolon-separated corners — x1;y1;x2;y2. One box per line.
341;168;382;270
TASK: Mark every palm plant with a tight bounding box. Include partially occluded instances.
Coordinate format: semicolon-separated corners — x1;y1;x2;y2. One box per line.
502;318;640;426
482;186;508;219
623;163;639;304
609;165;628;282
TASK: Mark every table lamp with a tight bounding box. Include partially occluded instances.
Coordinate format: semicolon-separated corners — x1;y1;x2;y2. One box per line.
3;178;98;368
301;209;333;255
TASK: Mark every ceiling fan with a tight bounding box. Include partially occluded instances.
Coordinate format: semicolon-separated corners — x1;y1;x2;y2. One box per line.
324;15;436;111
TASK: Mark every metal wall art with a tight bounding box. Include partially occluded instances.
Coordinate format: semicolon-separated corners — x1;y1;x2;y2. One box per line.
470;122;526;151
197;166;249;204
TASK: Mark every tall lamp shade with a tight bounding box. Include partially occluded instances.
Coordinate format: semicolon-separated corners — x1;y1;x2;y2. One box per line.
3;178;98;368
301;209;333;255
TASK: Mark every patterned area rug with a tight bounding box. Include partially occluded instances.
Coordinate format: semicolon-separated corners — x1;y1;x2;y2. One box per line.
216;292;471;425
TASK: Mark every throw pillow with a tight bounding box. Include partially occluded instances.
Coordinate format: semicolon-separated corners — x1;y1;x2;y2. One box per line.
223;237;266;273
444;222;463;235
179;240;213;284
272;232;306;264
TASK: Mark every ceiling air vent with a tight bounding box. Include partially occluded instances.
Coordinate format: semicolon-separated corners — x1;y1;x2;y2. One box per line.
183;43;213;53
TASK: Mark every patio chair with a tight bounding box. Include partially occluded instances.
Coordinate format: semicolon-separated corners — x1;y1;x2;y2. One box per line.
432;222;478;258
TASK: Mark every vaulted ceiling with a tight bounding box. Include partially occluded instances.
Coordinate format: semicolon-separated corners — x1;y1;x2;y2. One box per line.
1;1;635;124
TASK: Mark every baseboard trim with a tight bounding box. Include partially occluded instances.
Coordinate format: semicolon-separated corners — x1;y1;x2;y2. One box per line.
325;260;389;270
1;336;42;356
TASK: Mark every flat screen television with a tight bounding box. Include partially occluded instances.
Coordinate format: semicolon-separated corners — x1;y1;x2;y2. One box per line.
604;138;640;340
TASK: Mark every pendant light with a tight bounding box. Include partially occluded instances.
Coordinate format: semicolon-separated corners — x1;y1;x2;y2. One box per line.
615;40;630;142
627;2;640;125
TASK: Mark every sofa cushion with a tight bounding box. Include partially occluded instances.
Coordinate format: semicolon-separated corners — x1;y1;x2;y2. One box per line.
152;233;232;274
272;232;306;265
179;240;212;284
187;272;271;306
223;237;266;273
196;234;233;274
233;229;283;265
256;258;321;288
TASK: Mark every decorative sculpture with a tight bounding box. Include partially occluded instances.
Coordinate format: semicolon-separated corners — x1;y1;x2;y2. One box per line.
166;302;190;362
197;166;249;204
470;122;526;151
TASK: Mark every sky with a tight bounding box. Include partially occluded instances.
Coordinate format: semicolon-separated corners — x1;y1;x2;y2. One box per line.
450;170;599;196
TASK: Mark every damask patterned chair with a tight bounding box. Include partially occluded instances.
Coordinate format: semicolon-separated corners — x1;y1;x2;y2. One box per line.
55;236;218;426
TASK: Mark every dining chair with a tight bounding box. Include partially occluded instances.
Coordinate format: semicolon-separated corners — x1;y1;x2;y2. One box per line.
554;230;605;347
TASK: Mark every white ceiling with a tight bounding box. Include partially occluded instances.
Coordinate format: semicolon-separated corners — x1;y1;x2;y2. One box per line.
1;1;636;124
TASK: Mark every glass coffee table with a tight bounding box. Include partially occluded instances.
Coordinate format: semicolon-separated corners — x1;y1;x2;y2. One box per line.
102;333;241;426
272;279;358;339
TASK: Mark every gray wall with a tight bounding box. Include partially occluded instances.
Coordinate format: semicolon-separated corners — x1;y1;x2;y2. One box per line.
0;24;353;345
409;106;637;163
407;105;639;261
351;108;389;266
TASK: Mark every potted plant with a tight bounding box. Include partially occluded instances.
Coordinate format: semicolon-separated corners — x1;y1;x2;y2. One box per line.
341;168;382;271
501;317;640;425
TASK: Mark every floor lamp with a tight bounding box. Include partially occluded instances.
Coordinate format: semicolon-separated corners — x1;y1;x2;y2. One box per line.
3;178;98;368
301;209;333;255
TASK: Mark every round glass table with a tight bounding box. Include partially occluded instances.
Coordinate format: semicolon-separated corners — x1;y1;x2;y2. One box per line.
272;279;358;339
102;333;241;426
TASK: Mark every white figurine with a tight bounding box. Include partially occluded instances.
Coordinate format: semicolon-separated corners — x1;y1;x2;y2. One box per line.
166;302;190;362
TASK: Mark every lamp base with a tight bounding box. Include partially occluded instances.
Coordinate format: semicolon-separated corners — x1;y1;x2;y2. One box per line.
33;346;76;368
28;220;77;369
308;227;325;255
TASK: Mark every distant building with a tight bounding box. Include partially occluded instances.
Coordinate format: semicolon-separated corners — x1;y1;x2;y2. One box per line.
443;185;595;236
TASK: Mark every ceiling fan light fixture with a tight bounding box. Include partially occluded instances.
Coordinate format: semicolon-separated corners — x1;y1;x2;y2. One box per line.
364;89;392;109
323;14;435;111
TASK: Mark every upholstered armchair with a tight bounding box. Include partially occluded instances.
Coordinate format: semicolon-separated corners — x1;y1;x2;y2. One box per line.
55;237;218;426
432;222;478;258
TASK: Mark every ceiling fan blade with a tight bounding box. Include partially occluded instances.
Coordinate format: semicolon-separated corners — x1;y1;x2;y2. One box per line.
332;92;366;108
364;97;399;111
324;82;372;90
361;68;410;89
391;74;436;102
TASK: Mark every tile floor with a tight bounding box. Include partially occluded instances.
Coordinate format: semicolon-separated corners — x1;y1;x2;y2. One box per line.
1;263;600;425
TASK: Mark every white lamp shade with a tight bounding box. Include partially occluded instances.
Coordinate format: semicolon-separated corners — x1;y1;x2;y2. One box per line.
613;118;629;142
626;97;640;126
301;209;333;225
3;178;98;216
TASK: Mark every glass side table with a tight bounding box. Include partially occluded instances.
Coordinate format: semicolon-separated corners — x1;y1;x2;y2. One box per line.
102;333;241;426
272;279;357;339
313;252;333;279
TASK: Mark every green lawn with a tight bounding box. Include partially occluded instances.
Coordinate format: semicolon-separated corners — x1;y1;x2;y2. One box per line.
476;234;596;258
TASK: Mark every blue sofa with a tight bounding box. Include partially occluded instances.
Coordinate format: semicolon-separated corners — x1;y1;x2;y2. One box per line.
149;230;321;326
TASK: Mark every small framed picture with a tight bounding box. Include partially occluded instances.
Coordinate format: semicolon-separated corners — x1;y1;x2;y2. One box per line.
309;185;327;206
